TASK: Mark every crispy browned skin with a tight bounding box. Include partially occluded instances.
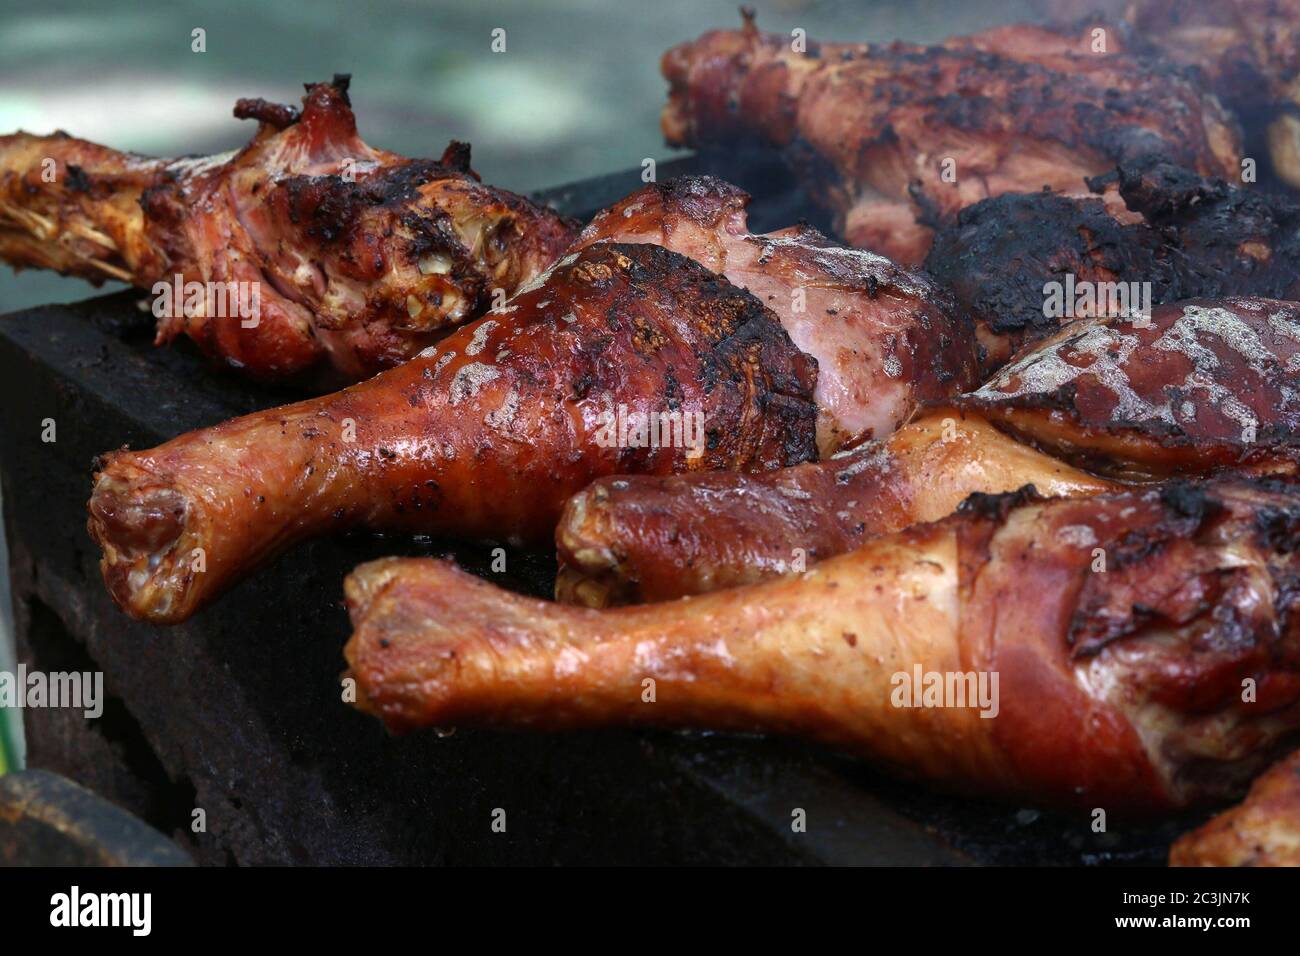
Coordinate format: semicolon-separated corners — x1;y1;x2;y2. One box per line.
556;299;1300;606
0;75;577;381
346;480;1300;812
86;242;817;623
661;14;1240;265
925;159;1300;374
1171;749;1300;866
572;176;978;453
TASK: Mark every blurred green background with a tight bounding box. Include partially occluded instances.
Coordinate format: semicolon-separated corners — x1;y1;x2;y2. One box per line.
0;0;1036;772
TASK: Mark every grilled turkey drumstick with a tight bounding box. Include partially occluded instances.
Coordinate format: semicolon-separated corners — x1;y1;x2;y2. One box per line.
0;75;577;381
87;177;975;624
661;13;1240;265
1170;748;1300;866
557;299;1300;606
87;242;817;623
557;410;1116;607
346;480;1300;813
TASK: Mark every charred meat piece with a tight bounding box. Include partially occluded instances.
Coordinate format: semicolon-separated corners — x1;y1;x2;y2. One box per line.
0;76;578;382
572;176;979;453
556;299;1300;606
924;180;1173;375
346;480;1300;813
924;159;1300;372
1094;159;1300;299
661;14;1240;265
1123;0;1300;188
1170;749;1300;866
1125;0;1300;106
86;242;817;623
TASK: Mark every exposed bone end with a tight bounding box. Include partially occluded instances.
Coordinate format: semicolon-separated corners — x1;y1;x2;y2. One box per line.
344;557;549;734
86;464;198;624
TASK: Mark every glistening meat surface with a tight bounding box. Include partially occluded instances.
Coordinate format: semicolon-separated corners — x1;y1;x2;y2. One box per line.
87;242;817;623
347;480;1300;813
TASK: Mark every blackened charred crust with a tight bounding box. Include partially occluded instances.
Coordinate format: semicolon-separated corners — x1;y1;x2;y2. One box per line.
1066;480;1300;658
930;158;1300;373
1255;504;1300;554
1111;159;1300;300
532;243;818;472
1158;481;1224;524
923;190;1174;356
63;164;91;193
957;484;1042;522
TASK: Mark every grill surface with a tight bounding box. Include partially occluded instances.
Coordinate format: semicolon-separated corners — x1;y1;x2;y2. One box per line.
0;153;1209;864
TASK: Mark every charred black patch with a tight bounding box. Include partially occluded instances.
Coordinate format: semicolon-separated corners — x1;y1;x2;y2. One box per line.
551;243;818;472
924;190;1173;348
327;73;352;101
1255;505;1300;554
63;164;91;193
280;158;473;244
1158;481;1223;526
399;207;468;265
957;484;1042;522
932;156;1300;374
